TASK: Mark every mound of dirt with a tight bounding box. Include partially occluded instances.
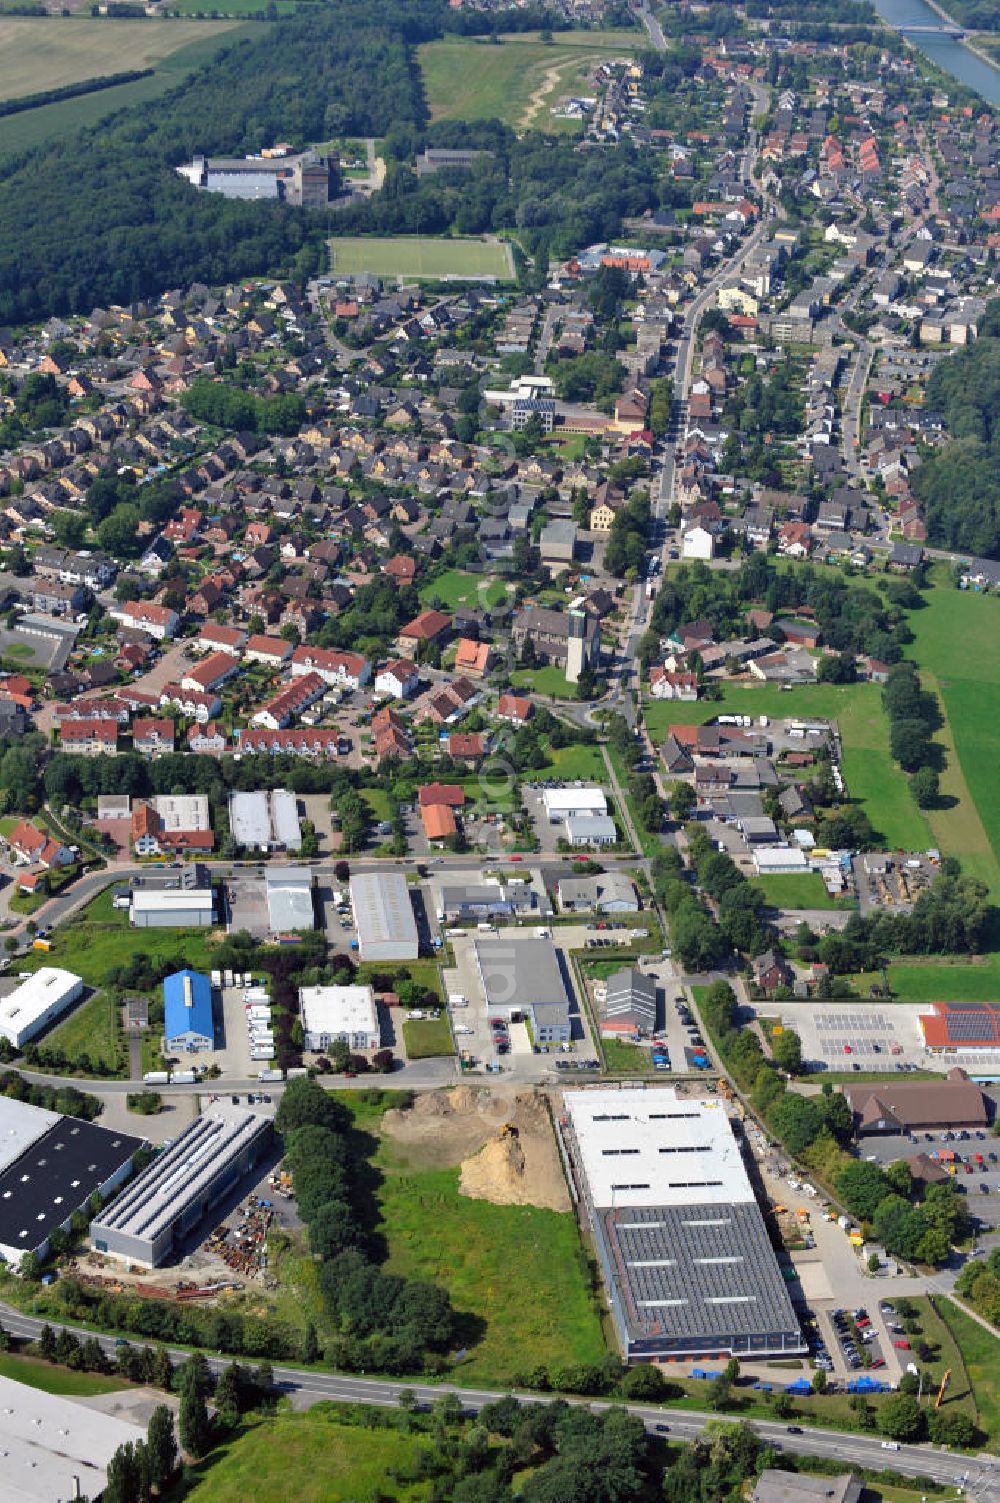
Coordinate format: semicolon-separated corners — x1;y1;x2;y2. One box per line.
460;1124;569;1212
382;1085;570;1210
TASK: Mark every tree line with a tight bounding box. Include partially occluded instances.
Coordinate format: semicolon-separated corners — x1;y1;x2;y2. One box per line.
274;1078;457;1373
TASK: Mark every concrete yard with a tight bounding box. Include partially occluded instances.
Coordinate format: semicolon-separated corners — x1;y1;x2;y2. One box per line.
766;1001;932;1073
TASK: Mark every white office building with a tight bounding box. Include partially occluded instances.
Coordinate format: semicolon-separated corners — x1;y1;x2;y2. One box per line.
542;786;608;821
299;984;381;1052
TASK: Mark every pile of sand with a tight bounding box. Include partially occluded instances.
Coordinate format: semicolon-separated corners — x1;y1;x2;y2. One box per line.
382;1085;570;1211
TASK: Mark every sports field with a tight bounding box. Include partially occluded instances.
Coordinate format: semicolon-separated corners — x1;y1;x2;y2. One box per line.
418;30;640;132
329;235;513;281
0;18;242;102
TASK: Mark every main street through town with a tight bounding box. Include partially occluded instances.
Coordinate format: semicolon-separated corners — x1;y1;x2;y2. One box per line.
0;1300;993;1498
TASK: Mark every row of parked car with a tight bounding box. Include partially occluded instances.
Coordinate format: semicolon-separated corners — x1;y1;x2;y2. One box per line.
831;1305;887;1372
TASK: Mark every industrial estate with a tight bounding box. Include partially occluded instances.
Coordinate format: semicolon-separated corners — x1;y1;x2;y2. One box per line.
2;0;1000;1496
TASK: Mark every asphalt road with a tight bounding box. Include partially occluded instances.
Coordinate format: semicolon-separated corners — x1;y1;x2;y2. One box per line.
0;1301;993;1495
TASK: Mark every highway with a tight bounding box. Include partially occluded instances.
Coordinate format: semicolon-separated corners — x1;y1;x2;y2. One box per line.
0;1300;994;1496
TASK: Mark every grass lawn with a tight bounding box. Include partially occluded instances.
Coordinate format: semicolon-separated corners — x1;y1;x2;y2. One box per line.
186;1412;434;1503
419;569;512;612
510;665;576;700
0;25;257;159
536;742;607;783
355;959;443;1001
644;681;929;851
43;987;124;1074
341;1097;606;1384
402;1014;455;1059
23;886;218;989
329;235;513;281
0;1350;125;1397
938;1297;1000;1444
361;787;392;823
753;872;854;911
602;1037;649;1074
418;30;639;131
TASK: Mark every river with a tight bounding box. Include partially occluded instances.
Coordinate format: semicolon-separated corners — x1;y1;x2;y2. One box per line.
873;0;1000;103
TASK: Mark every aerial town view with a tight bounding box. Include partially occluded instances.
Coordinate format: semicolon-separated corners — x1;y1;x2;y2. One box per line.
5;0;1000;1496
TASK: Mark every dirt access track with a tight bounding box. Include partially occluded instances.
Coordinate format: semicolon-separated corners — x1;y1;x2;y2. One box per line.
381;1084;570;1212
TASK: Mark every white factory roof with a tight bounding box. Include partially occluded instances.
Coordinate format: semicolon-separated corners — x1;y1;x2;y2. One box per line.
265;868;314;931
269;788;300;847
131;888;213;915
0;969;81;1044
151;793;210;832
542;786;608;817
349;871;418;951
566;1087;752;1210
299;984;377;1036
0;1373;147;1503
228;790;271;847
0;1097;59;1176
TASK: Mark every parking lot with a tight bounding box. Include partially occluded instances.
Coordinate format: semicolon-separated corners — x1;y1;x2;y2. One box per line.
859;1115;1000;1232
769;1002;930;1073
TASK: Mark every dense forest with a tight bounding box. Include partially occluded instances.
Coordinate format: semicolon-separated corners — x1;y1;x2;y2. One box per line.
913;302;1000;557
0;1;438;320
0;0;661;320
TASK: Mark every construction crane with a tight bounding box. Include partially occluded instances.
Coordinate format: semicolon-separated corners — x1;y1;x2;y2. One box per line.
935;1369;952;1409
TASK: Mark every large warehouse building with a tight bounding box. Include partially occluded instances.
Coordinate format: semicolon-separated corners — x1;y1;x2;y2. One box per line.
0;1097;140;1269
564;1087;804;1363
0;967;83;1049
350;871;419;960
473;936;572;1043
91;1102;272;1268
0;1373;148;1503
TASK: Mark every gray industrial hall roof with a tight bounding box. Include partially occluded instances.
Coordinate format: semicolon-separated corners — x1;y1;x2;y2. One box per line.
350;871;418;950
602;1201;802;1350
265;870;315;931
474;936;569;1012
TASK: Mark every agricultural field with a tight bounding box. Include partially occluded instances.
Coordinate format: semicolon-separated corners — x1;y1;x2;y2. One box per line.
907;583;1000;895
417;30;640;132
328;235;513;281
0;24;257;160
644;680;930;851
0;18;244;102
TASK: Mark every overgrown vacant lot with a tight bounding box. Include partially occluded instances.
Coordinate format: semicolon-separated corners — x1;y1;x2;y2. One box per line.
0;18;242;102
418;30;640;131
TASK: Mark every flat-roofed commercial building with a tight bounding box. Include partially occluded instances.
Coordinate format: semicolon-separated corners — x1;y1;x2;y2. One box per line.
91;1102;272;1268
473;935;571;1042
0;968;83;1049
349;871;419;960
130;886;214;928
229;789;302;851
0;1373;148;1503
266;869;315;931
299;984;380;1052
541;786;608;820
0;1099;140;1269
564;1087;804;1363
